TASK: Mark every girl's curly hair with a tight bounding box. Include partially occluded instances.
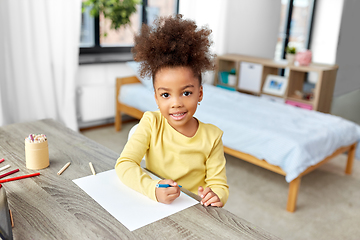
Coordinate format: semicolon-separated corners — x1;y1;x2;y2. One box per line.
132;14;215;84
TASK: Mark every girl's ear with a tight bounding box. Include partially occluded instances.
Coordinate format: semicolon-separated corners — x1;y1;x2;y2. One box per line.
154;91;159;106
198;85;203;102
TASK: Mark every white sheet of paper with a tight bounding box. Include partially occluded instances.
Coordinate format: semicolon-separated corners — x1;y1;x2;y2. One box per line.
73;169;198;231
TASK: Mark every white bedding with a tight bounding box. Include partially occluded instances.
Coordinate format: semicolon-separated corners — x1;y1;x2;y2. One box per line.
119;82;360;182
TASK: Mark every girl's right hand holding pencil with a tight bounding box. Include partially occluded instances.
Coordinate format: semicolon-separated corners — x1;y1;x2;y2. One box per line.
155;179;181;204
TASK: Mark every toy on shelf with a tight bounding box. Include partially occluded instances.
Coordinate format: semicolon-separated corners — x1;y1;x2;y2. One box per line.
296;50;312;66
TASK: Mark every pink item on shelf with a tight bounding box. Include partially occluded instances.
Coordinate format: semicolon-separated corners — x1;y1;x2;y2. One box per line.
296;50;312;66
285;100;313;110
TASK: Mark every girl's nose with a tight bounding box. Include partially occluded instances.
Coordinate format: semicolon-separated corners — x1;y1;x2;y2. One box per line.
171;97;183;108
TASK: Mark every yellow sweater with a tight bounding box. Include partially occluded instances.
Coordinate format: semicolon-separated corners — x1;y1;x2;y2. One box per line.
115;111;229;205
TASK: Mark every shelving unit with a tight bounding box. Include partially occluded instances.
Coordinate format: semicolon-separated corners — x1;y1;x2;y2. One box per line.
214;54;339;113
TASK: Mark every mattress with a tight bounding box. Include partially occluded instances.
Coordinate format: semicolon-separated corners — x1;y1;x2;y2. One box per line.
119;82;360;182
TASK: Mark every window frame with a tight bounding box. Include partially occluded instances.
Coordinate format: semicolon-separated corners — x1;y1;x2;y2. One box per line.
281;0;316;59
80;0;180;55
279;0;316;76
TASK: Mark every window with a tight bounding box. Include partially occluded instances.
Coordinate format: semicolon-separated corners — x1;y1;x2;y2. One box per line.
80;0;179;54
275;0;316;60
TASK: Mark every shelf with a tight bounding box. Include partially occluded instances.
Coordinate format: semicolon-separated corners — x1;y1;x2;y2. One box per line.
288;63;338;72
262;92;286;98
215;59;238;86
214;54;338;113
216;84;236;91
238;88;261;96
286;96;314;105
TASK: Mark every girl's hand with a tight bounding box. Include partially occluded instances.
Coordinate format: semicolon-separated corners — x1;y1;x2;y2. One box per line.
155;179;181;204
198;186;223;207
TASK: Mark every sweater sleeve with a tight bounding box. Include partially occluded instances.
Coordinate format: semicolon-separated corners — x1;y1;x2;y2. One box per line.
115;112;160;201
205;131;229;205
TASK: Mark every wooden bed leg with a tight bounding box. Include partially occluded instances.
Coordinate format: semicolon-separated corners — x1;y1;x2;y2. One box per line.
115;110;122;132
345;143;357;175
286;177;301;212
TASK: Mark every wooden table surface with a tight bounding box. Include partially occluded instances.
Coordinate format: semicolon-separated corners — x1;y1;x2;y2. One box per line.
0;119;280;239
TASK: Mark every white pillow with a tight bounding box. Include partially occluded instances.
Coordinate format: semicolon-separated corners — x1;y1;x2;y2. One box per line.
126;61;153;91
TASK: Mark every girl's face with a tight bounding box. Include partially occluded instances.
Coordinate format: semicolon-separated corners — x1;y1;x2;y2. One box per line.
154;66;203;136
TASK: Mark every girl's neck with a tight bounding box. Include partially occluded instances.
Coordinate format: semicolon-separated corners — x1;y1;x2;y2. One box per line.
170;117;199;138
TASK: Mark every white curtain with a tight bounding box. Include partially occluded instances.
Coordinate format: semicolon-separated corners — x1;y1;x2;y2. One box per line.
0;0;81;131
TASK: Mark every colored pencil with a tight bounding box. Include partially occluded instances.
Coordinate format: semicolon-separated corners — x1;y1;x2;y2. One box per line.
0;158;4;163
89;162;96;175
156;184;182;188
57;162;71;175
0;164;10;172
0;169;19;179
0;172;40;183
9;209;14;227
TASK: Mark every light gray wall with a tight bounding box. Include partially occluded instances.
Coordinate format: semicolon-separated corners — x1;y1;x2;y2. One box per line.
224;0;281;58
331;0;360;124
331;89;360;125
179;0;281;84
334;0;360;97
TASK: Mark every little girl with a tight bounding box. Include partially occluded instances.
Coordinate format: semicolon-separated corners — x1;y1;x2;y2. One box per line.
115;15;229;207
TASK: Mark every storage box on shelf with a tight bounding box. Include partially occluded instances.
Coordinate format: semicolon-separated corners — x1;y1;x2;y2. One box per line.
214;54;339;113
216;59;237;90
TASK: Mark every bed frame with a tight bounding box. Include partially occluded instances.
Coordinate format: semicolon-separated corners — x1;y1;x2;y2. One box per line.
115;76;357;212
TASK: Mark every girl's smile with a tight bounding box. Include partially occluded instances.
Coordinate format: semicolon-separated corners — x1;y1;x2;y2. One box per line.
170;111;187;121
154;66;203;137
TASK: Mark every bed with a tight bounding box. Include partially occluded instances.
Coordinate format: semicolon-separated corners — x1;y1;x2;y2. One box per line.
115;71;360;212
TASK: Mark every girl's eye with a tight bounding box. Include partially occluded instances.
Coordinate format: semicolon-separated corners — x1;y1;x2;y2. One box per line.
161;93;169;98
183;91;192;96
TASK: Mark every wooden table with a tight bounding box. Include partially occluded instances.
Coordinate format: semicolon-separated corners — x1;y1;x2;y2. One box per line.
0;119;280;239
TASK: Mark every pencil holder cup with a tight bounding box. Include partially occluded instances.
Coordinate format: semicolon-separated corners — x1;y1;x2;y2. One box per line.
25;140;49;170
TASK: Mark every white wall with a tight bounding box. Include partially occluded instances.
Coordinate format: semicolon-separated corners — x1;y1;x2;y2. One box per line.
179;0;281;85
179;0;281;58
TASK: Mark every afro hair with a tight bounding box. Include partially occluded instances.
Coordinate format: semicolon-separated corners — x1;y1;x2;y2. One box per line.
132;14;215;82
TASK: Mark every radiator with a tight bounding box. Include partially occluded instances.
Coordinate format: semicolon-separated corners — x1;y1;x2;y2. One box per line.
77;85;115;122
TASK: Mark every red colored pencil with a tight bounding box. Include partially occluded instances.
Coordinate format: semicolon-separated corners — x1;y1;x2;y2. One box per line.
0;169;20;179
0;158;4;163
0;172;40;183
